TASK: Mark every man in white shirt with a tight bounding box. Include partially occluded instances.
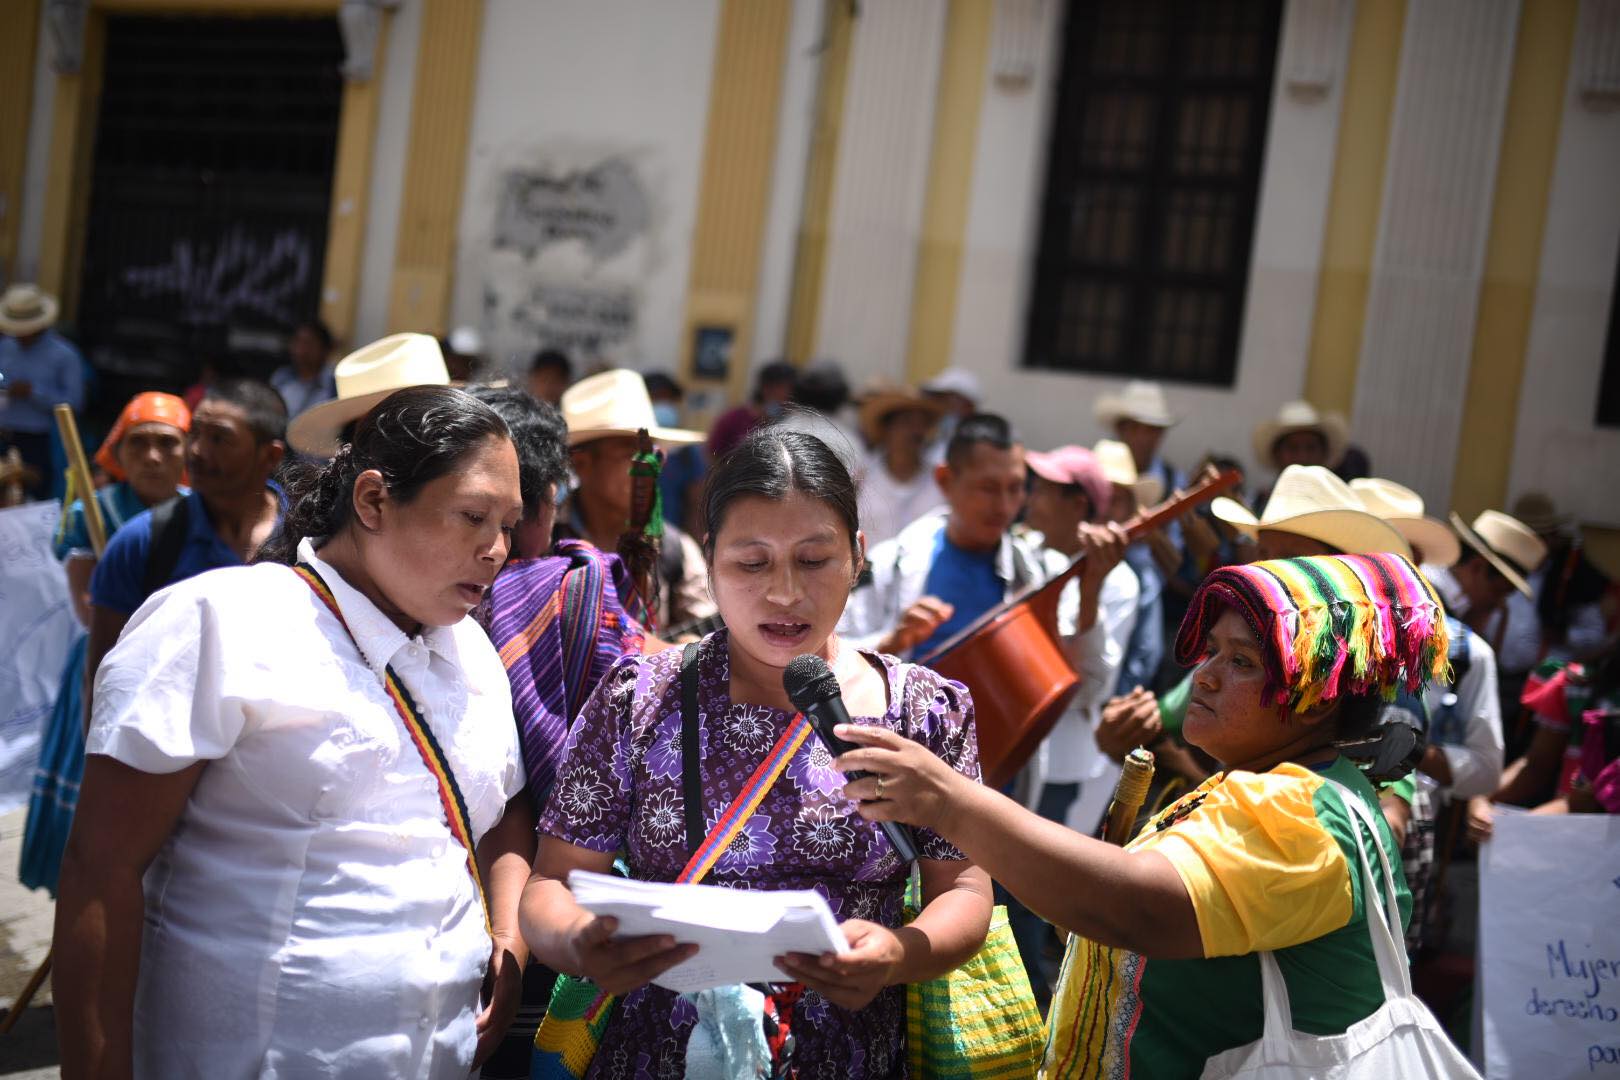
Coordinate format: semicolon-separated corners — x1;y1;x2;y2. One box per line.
1013;445;1135;1005
1422;509;1548;800
1019;445;1138;834
854;385;946;548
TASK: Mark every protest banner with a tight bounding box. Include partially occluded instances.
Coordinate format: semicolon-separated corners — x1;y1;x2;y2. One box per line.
0;501;75;814
1480;811;1620;1078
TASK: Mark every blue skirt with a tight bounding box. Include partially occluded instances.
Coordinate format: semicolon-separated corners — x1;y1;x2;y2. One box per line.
19;632;88;896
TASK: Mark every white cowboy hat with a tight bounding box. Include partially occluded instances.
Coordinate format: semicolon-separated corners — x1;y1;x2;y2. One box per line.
562;368;703;447
920;367;982;404
0;285;59;336
857;383;945;446
1349;478;1461;568
1094;380;1178;429
1212;465;1410;557
1450;509;1548;598
287;333;450;457
1093;438;1164;508
1253;401;1349;471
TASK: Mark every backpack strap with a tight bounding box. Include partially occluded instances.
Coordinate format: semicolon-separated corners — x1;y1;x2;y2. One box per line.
141;495;191;601
681;641;704;856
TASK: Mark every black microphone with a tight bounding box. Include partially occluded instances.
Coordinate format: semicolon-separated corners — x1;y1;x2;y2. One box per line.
783;654;918;864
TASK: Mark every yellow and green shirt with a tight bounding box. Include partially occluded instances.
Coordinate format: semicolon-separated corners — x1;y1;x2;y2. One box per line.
1041;756;1410;1079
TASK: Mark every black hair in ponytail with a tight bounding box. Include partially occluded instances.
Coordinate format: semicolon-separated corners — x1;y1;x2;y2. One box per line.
257;385;510;565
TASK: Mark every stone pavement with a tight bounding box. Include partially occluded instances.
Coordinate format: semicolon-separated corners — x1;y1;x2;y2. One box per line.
0;807;60;1077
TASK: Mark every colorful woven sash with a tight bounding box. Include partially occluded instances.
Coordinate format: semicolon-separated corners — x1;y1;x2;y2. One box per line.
295;563;490;933
531;693;811;1078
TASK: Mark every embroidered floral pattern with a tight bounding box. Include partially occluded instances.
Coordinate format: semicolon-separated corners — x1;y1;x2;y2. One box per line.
552;766;613;824
537;631;980;1078
794;803;856;860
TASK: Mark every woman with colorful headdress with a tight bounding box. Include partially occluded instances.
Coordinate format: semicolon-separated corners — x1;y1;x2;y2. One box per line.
18;391;189;895
833;551;1473;1076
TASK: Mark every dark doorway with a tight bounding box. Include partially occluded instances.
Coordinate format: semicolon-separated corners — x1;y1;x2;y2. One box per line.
75;14;343;419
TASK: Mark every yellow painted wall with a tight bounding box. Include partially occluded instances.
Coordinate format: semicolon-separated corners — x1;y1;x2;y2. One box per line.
320;17;390;345
782;0;855;365
680;0;793;402
386;0;485;334
1302;0;1406;419
1450;0;1577;518
0;0;42;283
36;14;106;320
904;0;993;387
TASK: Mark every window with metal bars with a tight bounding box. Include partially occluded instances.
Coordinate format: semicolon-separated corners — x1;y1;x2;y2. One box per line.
1022;0;1282;385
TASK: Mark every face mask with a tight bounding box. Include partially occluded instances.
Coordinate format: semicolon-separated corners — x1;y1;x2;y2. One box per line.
762;401;785;420
653;402;681;428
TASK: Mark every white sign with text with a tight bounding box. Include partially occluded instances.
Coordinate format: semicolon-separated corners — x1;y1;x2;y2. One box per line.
1481;812;1620;1078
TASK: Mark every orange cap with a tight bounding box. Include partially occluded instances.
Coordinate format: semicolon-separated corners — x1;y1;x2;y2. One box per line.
94;392;191;481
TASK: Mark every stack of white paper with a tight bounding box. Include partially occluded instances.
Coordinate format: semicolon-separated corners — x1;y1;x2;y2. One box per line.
567;870;849;992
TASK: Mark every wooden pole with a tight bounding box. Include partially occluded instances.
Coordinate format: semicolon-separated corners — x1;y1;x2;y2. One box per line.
0;950;51;1034
53;403;106;556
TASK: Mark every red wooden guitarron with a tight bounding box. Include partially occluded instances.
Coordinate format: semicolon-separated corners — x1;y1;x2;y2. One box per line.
915;467;1242;789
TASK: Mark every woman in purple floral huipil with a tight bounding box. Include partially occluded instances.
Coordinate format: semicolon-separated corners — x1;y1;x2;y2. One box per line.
520;427;993;1079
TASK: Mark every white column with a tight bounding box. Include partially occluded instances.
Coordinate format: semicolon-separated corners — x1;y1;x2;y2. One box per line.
812;0;949;382
1349;0;1521;509
1507;0;1620;525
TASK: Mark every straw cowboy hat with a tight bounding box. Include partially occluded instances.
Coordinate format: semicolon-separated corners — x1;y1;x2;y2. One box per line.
287;333;450;457
0;285;59;337
1212;465;1409;557
1253;401;1349;471
1349;478;1461;568
1450;509;1548;598
1093;439;1164;508
1094;380;1178;429
857;383;945;446
561;369;703;448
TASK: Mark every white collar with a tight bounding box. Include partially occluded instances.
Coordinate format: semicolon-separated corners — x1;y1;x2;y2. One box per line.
298;538;459;679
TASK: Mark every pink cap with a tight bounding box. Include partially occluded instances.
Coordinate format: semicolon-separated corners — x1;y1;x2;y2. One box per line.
1026;445;1110;522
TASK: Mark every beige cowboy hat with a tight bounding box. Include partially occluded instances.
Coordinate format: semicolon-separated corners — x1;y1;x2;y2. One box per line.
0;285;59;336
1093;438;1164;508
1349;478;1460;568
1253;401;1349;471
857;383;945;446
287;333;450;456
562;368;703;448
1450;509;1549;598
1095;380;1178;429
1212;465;1410;557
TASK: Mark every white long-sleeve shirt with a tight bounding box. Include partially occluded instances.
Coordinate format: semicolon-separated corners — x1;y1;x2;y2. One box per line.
1416;566;1506;800
1035;546;1140;832
1420;625;1505;800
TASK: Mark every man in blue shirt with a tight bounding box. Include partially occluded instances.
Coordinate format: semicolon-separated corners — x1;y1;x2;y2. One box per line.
0;285;87;499
85;379;287;726
268;319;338;420
840;413;1046;658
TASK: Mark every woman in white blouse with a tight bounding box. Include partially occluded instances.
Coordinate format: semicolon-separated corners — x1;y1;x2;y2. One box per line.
54;385;534;1079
